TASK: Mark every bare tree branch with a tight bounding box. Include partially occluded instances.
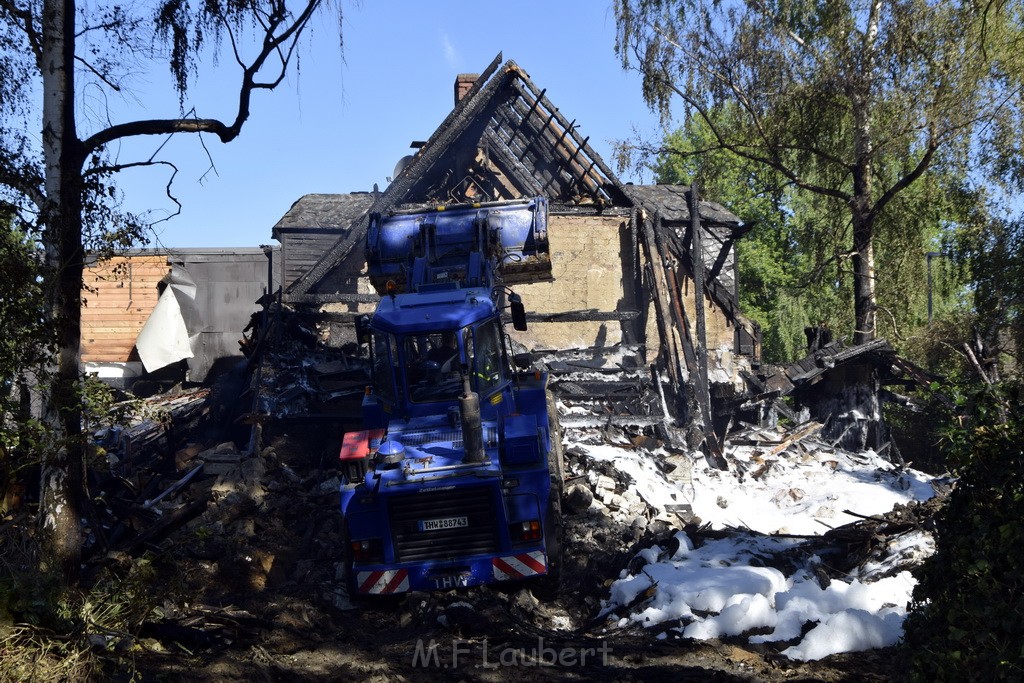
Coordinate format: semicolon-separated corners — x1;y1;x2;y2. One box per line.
657;73;853;202
0;163;46;211
81;0;322;156
74;55;122;92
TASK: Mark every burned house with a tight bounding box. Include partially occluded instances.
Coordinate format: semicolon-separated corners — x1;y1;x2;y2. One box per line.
262;54;760;445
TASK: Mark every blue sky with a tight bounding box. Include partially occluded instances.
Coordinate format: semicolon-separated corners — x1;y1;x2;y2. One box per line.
107;1;664;248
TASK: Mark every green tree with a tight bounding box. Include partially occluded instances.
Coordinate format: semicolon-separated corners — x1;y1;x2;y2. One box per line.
0;0;332;580
0;209;47;508
903;381;1024;679
652;111;969;363
651;114;810;361
615;0;1024;348
947;203;1024;381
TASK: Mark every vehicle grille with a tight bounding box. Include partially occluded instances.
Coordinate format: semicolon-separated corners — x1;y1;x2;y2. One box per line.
389;486;499;562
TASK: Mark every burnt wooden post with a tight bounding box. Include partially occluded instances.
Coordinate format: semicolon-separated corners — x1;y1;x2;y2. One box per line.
639;212;683;391
690;184;726;468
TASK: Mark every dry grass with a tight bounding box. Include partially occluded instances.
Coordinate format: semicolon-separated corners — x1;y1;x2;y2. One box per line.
0;512;158;682
0;624;97;683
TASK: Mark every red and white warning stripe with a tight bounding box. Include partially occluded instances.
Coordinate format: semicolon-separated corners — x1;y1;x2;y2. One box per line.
492;551;546;580
356;569;410;594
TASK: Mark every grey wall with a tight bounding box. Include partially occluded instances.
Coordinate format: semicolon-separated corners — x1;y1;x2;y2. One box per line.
169;248;279;382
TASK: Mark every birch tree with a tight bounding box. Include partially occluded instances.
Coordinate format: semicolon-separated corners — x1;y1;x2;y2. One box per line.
615;0;1024;346
0;0;331;580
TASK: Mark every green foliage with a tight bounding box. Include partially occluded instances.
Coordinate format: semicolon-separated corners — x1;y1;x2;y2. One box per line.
0;213;49;506
945;205;1024;379
0;215;48;395
617;0;1024;346
903;382;1024;680
652;112;970;363
652;116;814;361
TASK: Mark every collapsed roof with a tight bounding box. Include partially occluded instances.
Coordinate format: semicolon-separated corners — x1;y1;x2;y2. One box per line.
280;54;748;316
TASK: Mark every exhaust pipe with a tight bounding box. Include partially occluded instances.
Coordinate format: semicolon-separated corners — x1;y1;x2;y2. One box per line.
459;367;485;463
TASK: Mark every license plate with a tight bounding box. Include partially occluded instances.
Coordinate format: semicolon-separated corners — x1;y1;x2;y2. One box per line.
418;516;468;531
432;573;471;589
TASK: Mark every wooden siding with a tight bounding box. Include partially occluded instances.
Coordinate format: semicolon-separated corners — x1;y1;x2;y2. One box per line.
81;255;170;363
280;230;344;291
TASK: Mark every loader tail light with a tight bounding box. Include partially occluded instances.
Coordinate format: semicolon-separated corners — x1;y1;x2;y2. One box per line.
512;519;542;543
350;538;384;564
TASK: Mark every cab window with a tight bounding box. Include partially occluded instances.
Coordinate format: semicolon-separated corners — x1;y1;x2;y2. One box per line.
371;331;397;403
406;330;464;403
471;319;503;395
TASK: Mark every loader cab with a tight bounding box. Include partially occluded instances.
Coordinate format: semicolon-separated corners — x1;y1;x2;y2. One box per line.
365;300;510;418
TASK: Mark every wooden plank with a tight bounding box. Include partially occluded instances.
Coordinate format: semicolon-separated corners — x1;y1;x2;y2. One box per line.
83;302;157;309
81;331;146;340
87;262;169;272
81;308;153;317
82;313;151;320
523;309;639;323
83;289;159;297
86;271;168;283
81;349;137;361
82;348;141;358
81;341;137;351
81;343;137;353
639;213;682;393
768;422;825;456
82;299;158;308
81;341;138;351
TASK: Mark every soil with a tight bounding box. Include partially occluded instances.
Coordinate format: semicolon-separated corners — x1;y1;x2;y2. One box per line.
110;425;904;683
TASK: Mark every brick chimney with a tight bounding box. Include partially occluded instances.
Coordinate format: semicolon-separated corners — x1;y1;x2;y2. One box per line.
454;73;479;105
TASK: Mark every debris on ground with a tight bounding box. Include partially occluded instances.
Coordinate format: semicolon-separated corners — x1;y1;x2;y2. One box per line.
554;416;942;662
0;298;954;681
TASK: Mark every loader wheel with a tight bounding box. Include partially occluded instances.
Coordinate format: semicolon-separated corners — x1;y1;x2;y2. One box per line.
341;523;356;596
534;393;566;599
532;486;564;600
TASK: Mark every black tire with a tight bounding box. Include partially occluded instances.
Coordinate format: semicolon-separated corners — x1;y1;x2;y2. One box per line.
341;522;356;596
534;393;565;598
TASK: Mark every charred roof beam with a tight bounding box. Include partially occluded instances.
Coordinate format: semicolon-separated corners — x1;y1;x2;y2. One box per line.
287;53;507;298
505;78;622;205
480;128;545;197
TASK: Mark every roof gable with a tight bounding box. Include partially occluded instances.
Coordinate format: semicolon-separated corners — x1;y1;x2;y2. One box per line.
285;54;633;301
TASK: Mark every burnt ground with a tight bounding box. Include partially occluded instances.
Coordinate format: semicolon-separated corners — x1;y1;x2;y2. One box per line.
96;423;906;683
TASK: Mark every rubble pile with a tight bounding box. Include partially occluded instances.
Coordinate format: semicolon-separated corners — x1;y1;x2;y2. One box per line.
60;321;945;667
531;344;666;429
85;388;212;558
242;307;370;424
174;434;350;609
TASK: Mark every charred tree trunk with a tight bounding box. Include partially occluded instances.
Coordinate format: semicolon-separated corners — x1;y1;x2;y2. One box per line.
39;0;86;581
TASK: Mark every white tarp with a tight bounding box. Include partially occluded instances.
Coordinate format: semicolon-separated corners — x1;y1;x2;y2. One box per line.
135;265;203;372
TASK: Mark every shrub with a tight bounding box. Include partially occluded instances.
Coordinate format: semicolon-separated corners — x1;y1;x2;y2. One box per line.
903;383;1024;680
